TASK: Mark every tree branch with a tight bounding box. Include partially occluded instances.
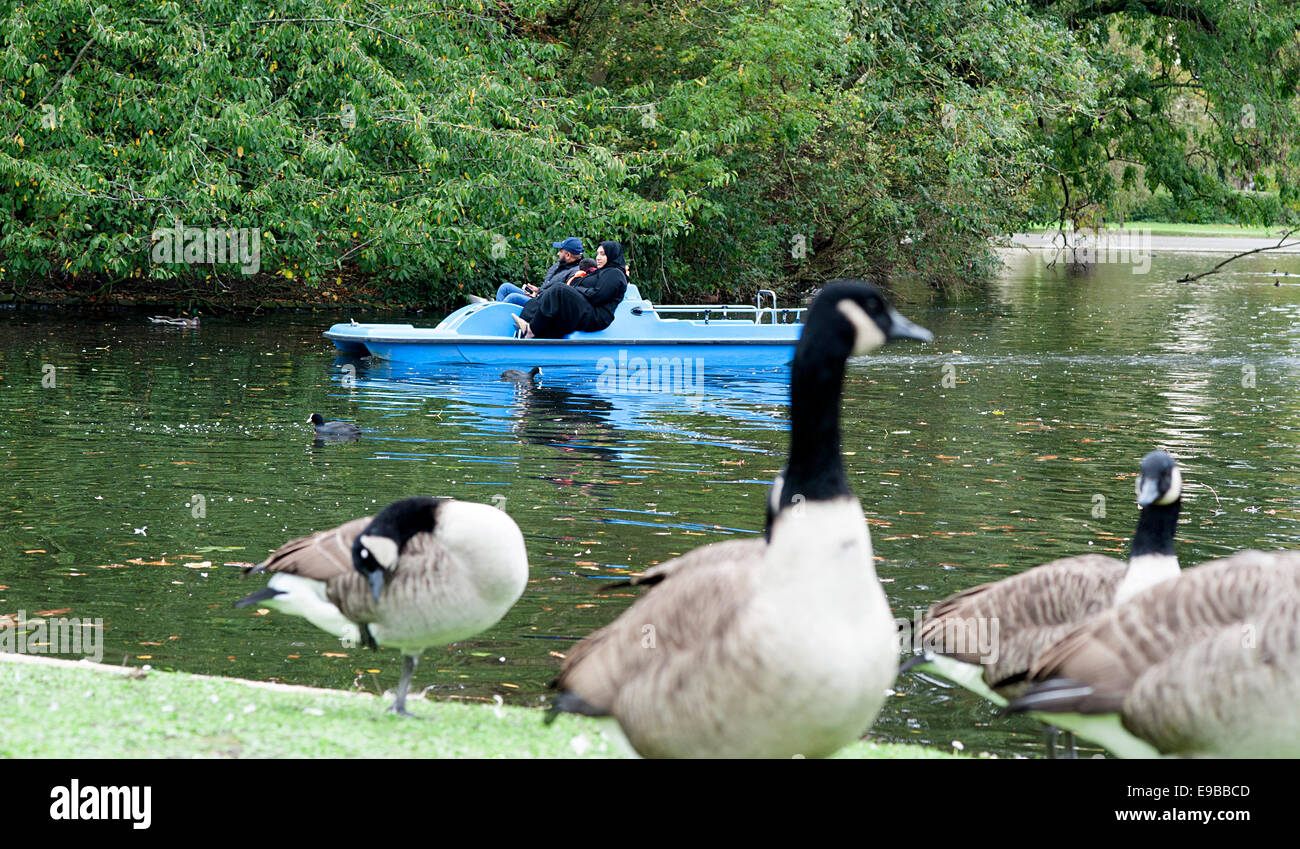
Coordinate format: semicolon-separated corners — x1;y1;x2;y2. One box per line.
1176;228;1300;282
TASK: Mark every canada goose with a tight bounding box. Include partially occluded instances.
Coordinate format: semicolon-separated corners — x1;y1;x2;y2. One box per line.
545;279;932;757
904;450;1183;712
1007;549;1300;757
501;366;542;384
308;413;361;438
234;496;529;715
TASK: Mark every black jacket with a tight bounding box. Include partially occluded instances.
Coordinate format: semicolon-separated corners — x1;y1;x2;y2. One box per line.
540;259;580;292
568;266;628;331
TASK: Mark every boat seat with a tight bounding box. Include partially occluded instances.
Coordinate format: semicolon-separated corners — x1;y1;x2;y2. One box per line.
436;283;657;340
568;284;656;340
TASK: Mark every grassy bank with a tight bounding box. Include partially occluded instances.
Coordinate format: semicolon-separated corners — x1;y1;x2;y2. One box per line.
0;655;958;759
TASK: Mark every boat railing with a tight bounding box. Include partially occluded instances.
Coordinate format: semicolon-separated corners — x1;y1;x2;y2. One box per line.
634;289;806;325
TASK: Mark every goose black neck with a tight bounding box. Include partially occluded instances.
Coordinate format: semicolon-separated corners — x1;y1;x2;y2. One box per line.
782;342;852;505
1130;499;1180;558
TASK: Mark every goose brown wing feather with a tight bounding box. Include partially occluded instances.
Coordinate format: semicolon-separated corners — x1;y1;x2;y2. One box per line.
326;533;456;625
919;554;1125;680
244;516;372;582
620;538;765;588
554;540;763;716
1119;598;1300;752
1027;550;1300;707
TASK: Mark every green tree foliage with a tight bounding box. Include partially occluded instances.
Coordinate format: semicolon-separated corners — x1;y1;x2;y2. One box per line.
556;0;1098;294
1024;0;1300;229
1;1;1294;304
0;0;693;301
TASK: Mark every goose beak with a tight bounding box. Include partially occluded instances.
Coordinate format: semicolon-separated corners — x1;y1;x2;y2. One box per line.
886;307;933;342
367;568;386;602
1136;476;1160;507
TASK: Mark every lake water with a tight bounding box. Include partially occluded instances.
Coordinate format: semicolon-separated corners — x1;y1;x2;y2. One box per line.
2;245;1298;757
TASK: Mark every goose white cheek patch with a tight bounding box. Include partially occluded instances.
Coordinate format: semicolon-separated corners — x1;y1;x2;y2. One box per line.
359;535;400;568
1158;466;1182;505
836;300;886;355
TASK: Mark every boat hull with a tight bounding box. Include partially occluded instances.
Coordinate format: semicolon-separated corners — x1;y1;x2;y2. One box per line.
325;286;802;367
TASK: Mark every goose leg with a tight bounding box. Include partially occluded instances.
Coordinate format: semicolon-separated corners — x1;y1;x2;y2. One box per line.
387;654;419;718
1045;725;1059;759
1064;731;1078;759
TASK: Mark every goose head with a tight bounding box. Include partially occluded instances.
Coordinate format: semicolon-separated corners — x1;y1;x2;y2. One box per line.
1135;450;1181;508
353;497;443;601
804;279;933;361
1119;450;1182;600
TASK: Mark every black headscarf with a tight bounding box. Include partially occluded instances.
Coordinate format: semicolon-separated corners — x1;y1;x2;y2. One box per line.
599;240;626;271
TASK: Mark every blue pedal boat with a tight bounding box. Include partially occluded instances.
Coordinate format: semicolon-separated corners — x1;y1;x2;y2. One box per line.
324;286;805;367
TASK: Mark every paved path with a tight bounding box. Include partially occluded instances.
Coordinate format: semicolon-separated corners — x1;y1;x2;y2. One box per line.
1004;231;1300;255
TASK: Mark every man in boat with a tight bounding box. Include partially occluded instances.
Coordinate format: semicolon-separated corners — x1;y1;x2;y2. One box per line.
489;237;585;306
512;241;628;339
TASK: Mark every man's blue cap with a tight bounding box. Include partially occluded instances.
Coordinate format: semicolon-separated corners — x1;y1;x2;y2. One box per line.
552;237;584;254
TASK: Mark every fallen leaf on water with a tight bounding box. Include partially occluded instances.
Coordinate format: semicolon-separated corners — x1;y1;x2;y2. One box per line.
252;609;270;616
576;603;596;609
24;550;46;554
36;608;71;617
322;652;348;658
501;683;519;689
548;651;566;659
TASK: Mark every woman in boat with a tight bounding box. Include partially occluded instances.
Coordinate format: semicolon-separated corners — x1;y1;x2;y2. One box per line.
513;241;627;339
